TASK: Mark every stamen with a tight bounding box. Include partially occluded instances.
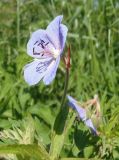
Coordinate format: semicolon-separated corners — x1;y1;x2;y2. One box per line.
40;39;45;43
34;41;38;45
33;47;41;55
38;43;45;49
33;47;35;54
33;52;41;55
45;42;49;46
37;39;49;49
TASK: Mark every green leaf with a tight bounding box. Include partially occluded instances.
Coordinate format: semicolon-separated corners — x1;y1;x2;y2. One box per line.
28;104;55;126
34;117;51;145
50;109;76;160
83;146;94;158
61;158;100;160
72;145;79;157
0;144;50;160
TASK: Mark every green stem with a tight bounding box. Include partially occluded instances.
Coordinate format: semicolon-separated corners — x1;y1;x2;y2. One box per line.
49;67;70;159
61;67;69;109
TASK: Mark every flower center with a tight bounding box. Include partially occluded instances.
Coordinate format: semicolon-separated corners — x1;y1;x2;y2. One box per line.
52;49;60;59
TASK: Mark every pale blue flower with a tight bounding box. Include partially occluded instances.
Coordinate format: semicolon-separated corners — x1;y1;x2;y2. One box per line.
24;15;68;85
67;95;97;134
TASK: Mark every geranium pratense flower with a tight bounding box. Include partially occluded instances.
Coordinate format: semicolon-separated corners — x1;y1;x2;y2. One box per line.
24;15;68;85
67;95;98;135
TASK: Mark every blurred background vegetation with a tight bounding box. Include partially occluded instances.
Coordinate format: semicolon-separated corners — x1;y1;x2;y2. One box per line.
0;0;119;159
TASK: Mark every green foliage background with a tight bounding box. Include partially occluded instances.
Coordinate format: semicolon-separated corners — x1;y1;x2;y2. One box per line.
0;0;119;159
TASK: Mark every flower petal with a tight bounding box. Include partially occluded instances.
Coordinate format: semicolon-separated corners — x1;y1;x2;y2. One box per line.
27;29;54;59
24;58;53;85
85;119;97;134
67;95;86;121
60;24;68;51
67;95;98;135
46;15;63;50
43;56;60;85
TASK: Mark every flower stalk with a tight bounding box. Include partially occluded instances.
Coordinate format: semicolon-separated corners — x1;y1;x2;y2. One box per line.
61;46;71;108
50;46;71;160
